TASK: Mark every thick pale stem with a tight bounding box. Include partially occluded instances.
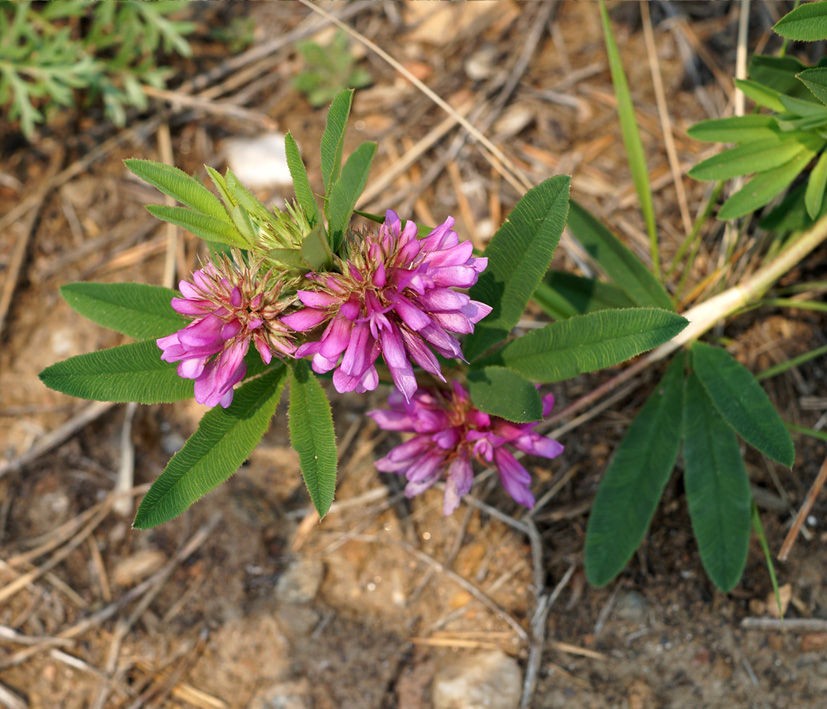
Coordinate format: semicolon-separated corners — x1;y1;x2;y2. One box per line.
548;212;827;424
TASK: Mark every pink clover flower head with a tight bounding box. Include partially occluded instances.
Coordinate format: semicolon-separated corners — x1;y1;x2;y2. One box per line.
282;210;491;401
157;254;295;408
367;382;563;514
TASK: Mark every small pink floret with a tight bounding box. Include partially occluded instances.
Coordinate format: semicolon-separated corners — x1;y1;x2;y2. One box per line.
368;383;563;514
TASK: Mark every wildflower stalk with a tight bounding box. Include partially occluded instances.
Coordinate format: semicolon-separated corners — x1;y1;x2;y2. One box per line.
548;211;827;426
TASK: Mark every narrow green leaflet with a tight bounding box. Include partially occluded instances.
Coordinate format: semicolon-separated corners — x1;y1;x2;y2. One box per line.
532;270;634;321
124;159;229;221
566;201;673;311
585;354;685;586
145;205;248;248
688;136;808;182
749;55;812;100
735;79;786;113
691;342;794;466
288;360;338;518
133;364;289;529
717;147;819;220
798;68;827;107
225;169;277;223
598;0;659;277
284;132;321;226
687;115;780;144
39;339;193;403
682;373;752;593
301;223;334;271
320;88;354;195
773;1;827;42
326;141;377;252
61;282;184;339
806;151;827;219
464;176;570;361
466;366;543;423
779;94;827;117
478;308;687;383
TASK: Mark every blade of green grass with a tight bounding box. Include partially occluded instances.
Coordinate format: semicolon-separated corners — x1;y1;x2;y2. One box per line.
599;0;660;279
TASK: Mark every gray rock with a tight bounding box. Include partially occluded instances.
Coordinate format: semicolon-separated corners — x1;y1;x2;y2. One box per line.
275;558;325;604
616;590;648;623
432;649;522;709
250;679;312;709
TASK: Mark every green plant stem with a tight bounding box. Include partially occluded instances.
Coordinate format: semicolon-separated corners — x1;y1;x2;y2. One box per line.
762;297;827;312
759;344;827;381
787;423;827;443
547;211;827;425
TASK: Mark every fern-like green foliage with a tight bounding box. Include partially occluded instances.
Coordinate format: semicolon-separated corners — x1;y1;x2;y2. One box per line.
0;0;195;137
292;30;372;108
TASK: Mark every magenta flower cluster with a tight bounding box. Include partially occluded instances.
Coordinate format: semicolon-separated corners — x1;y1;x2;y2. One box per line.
282;211;491;401
368;383;564;514
158;259;294;408
158;211;491;408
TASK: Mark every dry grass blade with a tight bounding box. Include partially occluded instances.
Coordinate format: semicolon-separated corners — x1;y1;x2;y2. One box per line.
0;401;116;480
0;144;65;340
778;456;827;562
349;533;529;643
0;502;111;604
297;0;533;193
0;681;27;709
640;0;692;237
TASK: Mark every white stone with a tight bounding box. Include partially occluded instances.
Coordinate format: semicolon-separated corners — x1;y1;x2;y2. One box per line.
222;133;292;189
432;649;522;709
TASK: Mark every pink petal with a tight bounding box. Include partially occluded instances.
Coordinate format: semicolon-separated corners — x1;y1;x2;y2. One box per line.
281;308;330;332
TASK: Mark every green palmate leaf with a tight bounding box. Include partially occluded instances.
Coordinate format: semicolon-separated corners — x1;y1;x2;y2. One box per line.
284;132;321;227
124;159;229;221
479;308;687;383
61;282;185;339
464;176;571;361
682;373;752;593
691;342;794;466
320;88;354;195
773;1;827;42
532;270;635;320
717;146;820;220
585;354;685;586
39;339;193;403
806;150;827;219
735;79;786;113
466;366;543;423
688;136;810;182
566;201;674;311
288;360;337;518
749;55;813;100
599;0;659;278
133;364;289;529
687;115;780;144
798;68;827;108
326;141;377;252
145;205;248;248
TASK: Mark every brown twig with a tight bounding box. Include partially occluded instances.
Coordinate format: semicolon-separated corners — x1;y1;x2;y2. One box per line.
348;533;529;642
0;144;65;339
778;456;827;562
0;401;116;480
